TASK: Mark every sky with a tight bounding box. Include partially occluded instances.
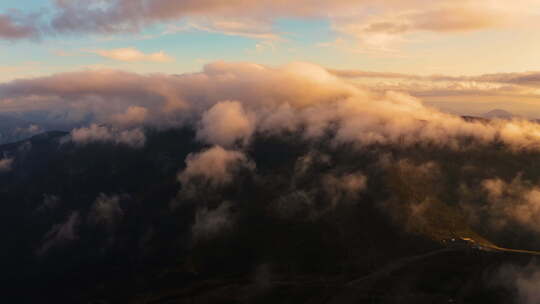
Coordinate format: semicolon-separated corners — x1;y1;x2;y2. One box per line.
2;0;540;117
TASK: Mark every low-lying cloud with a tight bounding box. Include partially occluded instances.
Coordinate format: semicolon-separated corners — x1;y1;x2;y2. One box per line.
478;176;540;233
3;62;540;151
498;263;540;304
322;172;367;207
192;201;234;240
196;100;255;147
70;124;146;147
179;146;253;188
88;193;124;228
38;211;80;256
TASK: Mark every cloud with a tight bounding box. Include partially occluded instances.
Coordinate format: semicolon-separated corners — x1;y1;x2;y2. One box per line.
38;211;80;255
293;150;332;178
323;172;367;201
167;19;281;42
43;0;524;34
192;201;234;240
178;146;253;187
0;157;14;172
319;172;367;210
70;124;146;148
477;176;540;233
325;67;540;117
1;0;536;54
196;100;255;147
6;62;540;151
88;193;124;228
112;106;148;126
0;14;38;40
44;0;348;35
328;4;508;52
90;47;174;62
328;67;540;87
498;263;540;304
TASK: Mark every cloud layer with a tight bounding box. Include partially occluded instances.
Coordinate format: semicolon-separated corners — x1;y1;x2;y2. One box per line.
4;62;540;151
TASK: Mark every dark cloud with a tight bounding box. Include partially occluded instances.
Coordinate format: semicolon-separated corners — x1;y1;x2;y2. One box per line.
37;211;80;256
498;263;540;304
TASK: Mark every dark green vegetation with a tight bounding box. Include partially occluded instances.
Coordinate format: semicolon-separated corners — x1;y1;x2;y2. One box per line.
1;126;540;303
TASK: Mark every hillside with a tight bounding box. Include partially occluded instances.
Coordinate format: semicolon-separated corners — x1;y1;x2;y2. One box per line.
2;127;540;303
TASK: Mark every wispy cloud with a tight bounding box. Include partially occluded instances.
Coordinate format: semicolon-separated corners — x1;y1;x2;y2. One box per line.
38;211;80;256
89;47;174;63
1;0;537;54
166;20;281;42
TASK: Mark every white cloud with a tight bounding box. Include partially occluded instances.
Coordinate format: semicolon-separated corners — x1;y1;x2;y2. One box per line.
178;146;253;187
196;100;255;147
90;47;174;63
167;19;281;42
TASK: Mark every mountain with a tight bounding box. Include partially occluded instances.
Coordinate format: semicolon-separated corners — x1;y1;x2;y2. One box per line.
482;109;514;119
0;113;53;145
2;128;540;303
0;111;89;145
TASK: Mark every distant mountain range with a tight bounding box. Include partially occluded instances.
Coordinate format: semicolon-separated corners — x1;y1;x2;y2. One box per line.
482;109;515;119
0;114;44;144
0;111;88;145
